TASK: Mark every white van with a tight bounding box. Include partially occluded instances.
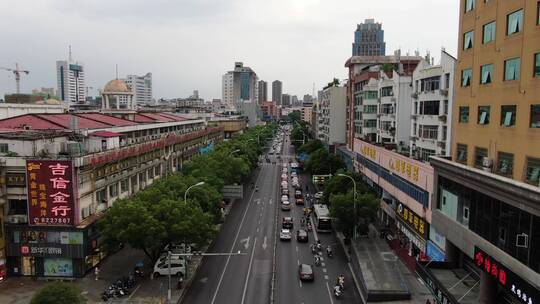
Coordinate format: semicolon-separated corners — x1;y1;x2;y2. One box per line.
153;259;185;277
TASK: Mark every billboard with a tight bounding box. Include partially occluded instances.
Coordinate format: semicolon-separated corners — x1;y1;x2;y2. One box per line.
26;160;76;226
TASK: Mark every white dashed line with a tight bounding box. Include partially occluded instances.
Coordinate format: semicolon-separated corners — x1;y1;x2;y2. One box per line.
324;275;329;280
323;268;327;273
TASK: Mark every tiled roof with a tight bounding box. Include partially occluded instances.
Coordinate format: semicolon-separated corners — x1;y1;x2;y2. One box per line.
90;131;123;137
0;114;65;130
36;114;110;129
76;113;138;126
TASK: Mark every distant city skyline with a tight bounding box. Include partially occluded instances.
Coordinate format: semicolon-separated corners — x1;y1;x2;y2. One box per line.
0;0;458;100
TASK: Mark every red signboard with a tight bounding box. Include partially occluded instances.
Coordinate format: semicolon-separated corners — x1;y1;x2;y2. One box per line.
26;160;76;226
474;247;539;304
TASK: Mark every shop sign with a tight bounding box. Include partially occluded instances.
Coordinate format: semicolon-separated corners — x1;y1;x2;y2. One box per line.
44;258;73;277
360;145;377;160
6;173;26;186
397;221;425;252
396;203;428;239
426;241;445;262
474;247;539;304
389;158;420;182
26;160;76;226
21;245;62;255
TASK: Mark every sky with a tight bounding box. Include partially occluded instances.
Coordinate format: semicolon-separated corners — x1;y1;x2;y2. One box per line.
0;0;459;101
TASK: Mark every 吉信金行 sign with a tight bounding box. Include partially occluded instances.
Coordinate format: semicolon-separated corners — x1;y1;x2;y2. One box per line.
26;160;75;226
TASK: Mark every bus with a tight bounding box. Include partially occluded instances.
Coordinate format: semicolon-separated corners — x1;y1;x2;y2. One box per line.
312;204;332;232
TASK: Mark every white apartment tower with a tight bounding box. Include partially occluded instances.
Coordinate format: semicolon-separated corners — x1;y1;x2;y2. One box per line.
318;85;347;147
221;62;258;110
410;50;456;161
125;73;153;105
56;53;86;103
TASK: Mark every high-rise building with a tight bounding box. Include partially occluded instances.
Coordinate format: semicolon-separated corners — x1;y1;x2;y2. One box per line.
291;95;299;107
221;62;259;109
428;1;540;303
258;80;268;103
352;19;386;56
125;73;152;105
317;85;347;148
272;80;282;105
56;55;86;104
281;93;290;107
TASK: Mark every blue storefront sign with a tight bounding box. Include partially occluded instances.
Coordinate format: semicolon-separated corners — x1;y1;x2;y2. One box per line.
199;143;214;154
426;241;445;262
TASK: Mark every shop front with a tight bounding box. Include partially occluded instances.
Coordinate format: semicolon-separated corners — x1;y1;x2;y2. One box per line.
5;224;102;278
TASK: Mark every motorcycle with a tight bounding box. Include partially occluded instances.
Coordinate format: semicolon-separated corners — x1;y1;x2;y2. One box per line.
311;244;317;254
307;223;312;232
326;246;333;258
315;255;321;266
334;285;342;298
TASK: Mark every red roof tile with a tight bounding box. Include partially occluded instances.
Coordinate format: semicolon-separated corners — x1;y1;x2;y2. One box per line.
133;114;156;123
36;114;110;129
90;131;123;137
0;114;64;130
137;113;176;122
77;113;138;126
155;112;189;121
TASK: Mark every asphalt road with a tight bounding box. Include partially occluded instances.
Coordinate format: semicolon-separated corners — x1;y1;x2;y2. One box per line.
182;131;362;304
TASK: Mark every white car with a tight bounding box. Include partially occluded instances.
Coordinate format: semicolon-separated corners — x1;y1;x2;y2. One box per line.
281;201;291;210
157;254;186;265
314;192;323;199
281;174;288;180
153;259;185;277
281;181;288;187
291;172;297;177
281;195;289;202
282;188;289;195
280;229;292;241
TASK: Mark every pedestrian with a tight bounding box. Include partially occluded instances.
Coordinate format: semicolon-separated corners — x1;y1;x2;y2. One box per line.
94;266;99;281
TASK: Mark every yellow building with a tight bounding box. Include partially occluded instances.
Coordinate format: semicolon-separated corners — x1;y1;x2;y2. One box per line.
452;0;540;181
429;1;540;303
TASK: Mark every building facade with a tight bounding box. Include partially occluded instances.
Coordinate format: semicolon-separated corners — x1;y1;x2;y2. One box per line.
56;59;86;104
410;51;456;161
281;94;291;107
125;73;152;105
221;62;258;110
429;1;540;303
272;80;282;105
352;19;386;56
317;85;347;148
258;80;268;104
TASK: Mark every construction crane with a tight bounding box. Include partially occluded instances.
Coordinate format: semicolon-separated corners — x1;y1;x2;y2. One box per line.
1;63;30;94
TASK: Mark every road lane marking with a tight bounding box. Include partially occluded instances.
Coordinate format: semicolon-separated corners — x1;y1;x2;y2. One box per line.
125;284;141;301
240;237;250;250
299;280;303;288
323;268;327;273
297;259;300;265
321;262;325;267
324;275;329;280
295;246;298;252
256;227;259;232
240;237;258;304
325;281;335;304
210;168;263;304
262;236;268;250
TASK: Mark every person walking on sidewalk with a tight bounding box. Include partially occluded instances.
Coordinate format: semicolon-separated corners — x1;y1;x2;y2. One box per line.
94;266;99;281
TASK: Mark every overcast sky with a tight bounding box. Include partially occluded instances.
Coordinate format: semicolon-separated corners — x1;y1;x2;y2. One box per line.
0;0;458;101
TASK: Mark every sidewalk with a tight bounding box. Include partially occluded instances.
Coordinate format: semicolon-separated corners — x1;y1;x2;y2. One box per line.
337;224;432;303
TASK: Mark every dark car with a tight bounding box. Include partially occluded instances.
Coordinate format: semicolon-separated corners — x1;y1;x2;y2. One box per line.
295;196;304;205
298;263;314;281
296;229;308;242
282;217;293;229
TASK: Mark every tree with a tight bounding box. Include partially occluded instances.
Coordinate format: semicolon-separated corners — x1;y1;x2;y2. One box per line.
287;111;301;123
31;282;86;304
304;148;345;175
322;169;367;204
329;190;379;238
298;140;324;156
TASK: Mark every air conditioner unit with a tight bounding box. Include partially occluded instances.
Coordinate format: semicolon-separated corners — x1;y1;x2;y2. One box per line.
81;207;90;218
482;157;493;172
439;89;448;96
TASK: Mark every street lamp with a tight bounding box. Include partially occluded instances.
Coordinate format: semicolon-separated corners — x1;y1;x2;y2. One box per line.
184;181;205;204
338;173;357;239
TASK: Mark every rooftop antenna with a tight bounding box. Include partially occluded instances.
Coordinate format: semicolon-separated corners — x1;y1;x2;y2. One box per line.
115;64;118;80
68;45;72;62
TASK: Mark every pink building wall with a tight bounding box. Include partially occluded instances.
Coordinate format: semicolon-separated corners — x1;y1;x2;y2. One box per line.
353;139;435;222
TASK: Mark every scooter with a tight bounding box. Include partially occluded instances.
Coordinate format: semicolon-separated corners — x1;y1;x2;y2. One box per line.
334;285;342;298
326;246;333;258
315;255;321;266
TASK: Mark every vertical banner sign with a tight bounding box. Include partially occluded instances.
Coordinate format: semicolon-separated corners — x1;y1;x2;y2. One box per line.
26;160;75;226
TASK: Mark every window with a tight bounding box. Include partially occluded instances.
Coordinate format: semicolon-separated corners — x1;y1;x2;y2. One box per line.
419;125;438;139
480;64;493;84
538;1;540;25
380;86;393;97
535;53;540;77
483;21;496;44
459;106;470;123
497;152;514;176
463;30;474;50
507;9;523;35
462;69;472;87
525;157;540;184
420;100;440;115
474;147;488;167
96;188;107;203
444;73;450;89
0;143;8;153
465;0;475;12
420;76;440;92
504;58;520;81
120;179;128;193
364;105;377;113
109;184;118;198
364;120;377;128
478;106;490;124
531;104;540;128
500;105;516;127
457;144;468;163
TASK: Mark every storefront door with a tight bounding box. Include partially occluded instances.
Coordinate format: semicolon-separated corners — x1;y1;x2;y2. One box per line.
21;257;35;276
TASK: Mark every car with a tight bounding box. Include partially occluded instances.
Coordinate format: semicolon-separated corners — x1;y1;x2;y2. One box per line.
295;190;302;198
282;188;289;195
281;174;288;180
291;171;297;177
295;197;304;205
281;195;289;202
298;263;314;281
296;229;309;242
281;181;288;188
157;254;186;265
314;191;323;199
280;229;292;241
153;260;185;277
281;201;291;211
282;217;293;229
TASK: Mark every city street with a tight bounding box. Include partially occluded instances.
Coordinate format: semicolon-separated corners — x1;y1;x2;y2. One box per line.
182;133;362;304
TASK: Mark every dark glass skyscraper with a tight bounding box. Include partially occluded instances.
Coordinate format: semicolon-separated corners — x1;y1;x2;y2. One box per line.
352;19;385;56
